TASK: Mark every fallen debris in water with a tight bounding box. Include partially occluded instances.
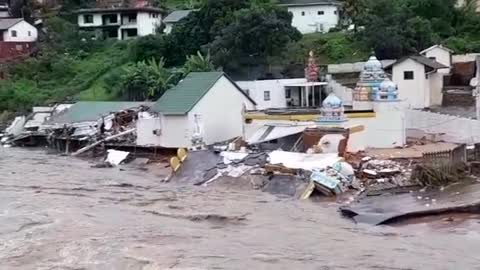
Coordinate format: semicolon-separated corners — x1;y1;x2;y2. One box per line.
412;162;469;187
105;149;130;166
143;210;248;225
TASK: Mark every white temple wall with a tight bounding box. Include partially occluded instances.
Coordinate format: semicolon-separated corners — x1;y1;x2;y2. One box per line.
406;109;480;144
244;112;406;152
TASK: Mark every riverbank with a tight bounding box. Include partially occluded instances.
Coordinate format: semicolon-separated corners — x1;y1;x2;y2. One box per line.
1;147;480;269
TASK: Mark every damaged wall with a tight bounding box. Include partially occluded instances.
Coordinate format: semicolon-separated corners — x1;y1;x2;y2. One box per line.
137;76;255;148
189;76;253;145
136;115;190;148
244;110;405;152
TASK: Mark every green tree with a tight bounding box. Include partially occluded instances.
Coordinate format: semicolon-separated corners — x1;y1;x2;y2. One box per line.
181;51;216;75
128;35;170;63
358;0;440;58
167;0;251;66
120;58;175;101
340;0;366;30
207;6;301;71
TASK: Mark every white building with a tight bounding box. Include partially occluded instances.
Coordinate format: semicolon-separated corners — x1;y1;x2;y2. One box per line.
163;9;192;34
420;44;453;74
456;0;480;12
76;7;163;40
386;56;448;109
236;78;328;110
278;0;340;34
0;18;38;42
136;72;256;148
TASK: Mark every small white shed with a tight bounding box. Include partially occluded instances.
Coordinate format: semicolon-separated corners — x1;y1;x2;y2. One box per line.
420;44;453;74
386;56;448;109
136;72;256;148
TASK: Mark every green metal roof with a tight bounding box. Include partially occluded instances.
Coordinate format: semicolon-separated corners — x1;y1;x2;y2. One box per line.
152;72;223;115
48;101;152;124
163;10;193;23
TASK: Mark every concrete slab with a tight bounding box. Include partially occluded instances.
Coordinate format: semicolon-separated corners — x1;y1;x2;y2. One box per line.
341;182;480;225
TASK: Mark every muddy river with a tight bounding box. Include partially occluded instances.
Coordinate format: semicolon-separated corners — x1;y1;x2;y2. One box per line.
1;148;480;270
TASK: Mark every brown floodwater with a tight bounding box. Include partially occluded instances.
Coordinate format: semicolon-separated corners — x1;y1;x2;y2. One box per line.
1;148;480;270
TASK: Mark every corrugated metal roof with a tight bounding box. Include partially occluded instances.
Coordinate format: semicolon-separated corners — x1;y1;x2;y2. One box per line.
152;72;257;115
76;6;164;13
278;0;340;6
163;10;193;23
385;55;448;70
47;101;152;124
0;18;23;30
153;72;223;115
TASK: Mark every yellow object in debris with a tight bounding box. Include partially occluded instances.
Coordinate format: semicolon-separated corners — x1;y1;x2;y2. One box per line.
348;125;365;134
300;181;316;200
170;157;181;172
177;148;188;162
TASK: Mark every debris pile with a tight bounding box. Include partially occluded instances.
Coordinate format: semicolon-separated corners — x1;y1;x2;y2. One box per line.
191;148;362;198
1;104;72;147
411;162;469;187
359;158;412;188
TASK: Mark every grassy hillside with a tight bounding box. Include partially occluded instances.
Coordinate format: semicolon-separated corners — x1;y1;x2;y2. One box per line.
270;32;371;66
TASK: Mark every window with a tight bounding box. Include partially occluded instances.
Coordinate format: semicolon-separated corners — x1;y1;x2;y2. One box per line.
404;71;414;80
84;14;93;24
334;10;338;15
318;11;324;15
152;13;159;18
264;91;271;101
123;28;138;39
301;11;305;16
105;14;117;24
128;14;137;23
28;31;31;36
429;56;436;61
11;30;17;37
285;89;291;98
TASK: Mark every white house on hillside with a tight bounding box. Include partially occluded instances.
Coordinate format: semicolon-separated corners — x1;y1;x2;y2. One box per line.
136;72;256;148
386;56;448;109
0;18;38;42
420;44;453;74
163;9;192;34
456;0;480;12
278;0;340;34
76;6;163;40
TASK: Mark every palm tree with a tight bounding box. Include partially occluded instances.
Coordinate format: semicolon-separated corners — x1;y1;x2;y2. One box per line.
121;58;175;100
181;51;216;76
146;57;175;98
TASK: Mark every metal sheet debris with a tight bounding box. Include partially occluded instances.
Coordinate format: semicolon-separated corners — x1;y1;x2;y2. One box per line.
220;151;249;165
105;150;130;166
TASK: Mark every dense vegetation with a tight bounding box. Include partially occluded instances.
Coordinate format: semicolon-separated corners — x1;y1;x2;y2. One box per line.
1;0;480;117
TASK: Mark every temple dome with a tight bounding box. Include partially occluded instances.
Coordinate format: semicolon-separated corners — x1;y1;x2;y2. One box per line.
364;55;382;71
322;93;343;108
379;78;397;93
